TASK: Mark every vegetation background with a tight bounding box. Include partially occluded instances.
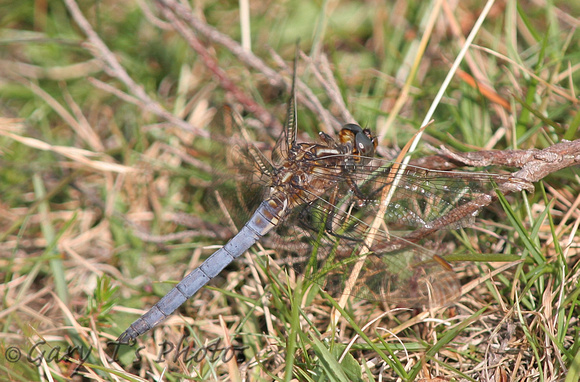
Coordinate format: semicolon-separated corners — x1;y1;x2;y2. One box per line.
1;0;579;381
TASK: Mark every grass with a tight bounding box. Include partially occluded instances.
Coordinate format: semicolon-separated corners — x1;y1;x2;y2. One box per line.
1;0;579;381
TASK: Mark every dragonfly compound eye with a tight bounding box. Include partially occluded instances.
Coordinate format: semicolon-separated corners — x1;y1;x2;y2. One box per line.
342;123;376;158
355;129;375;157
361;128;377;157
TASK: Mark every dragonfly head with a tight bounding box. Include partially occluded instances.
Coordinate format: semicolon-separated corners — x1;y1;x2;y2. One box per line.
340;123;377;162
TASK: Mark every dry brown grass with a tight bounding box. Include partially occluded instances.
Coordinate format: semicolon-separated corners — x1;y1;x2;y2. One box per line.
0;0;579;381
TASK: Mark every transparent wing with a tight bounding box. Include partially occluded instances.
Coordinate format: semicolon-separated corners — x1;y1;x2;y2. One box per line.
262;155;517;308
202;107;274;231
207;111;510;308
271;55;297;166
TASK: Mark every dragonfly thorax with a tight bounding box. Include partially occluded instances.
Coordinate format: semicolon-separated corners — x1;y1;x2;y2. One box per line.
267;123;377;213
338;124;377;168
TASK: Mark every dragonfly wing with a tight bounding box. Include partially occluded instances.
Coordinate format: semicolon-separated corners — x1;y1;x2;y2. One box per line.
319;243;461;308
260;156;507;307
272;53;298;165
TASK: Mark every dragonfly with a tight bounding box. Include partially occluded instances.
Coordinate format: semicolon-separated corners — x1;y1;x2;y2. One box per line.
117;64;528;343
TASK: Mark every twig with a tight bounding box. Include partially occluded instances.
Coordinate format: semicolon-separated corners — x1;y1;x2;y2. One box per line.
157;0;281;86
88;78;148;110
156;0;351;132
268;48;339;134
385;138;580;251
303;52;355;124
157;2;281;132
63;0;207;137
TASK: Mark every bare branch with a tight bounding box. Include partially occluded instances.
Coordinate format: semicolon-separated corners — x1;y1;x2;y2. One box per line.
268;48;339;134
156;2;281;133
398;138;580;247
156;0;351;132
63;0;207;137
303;52;355;125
